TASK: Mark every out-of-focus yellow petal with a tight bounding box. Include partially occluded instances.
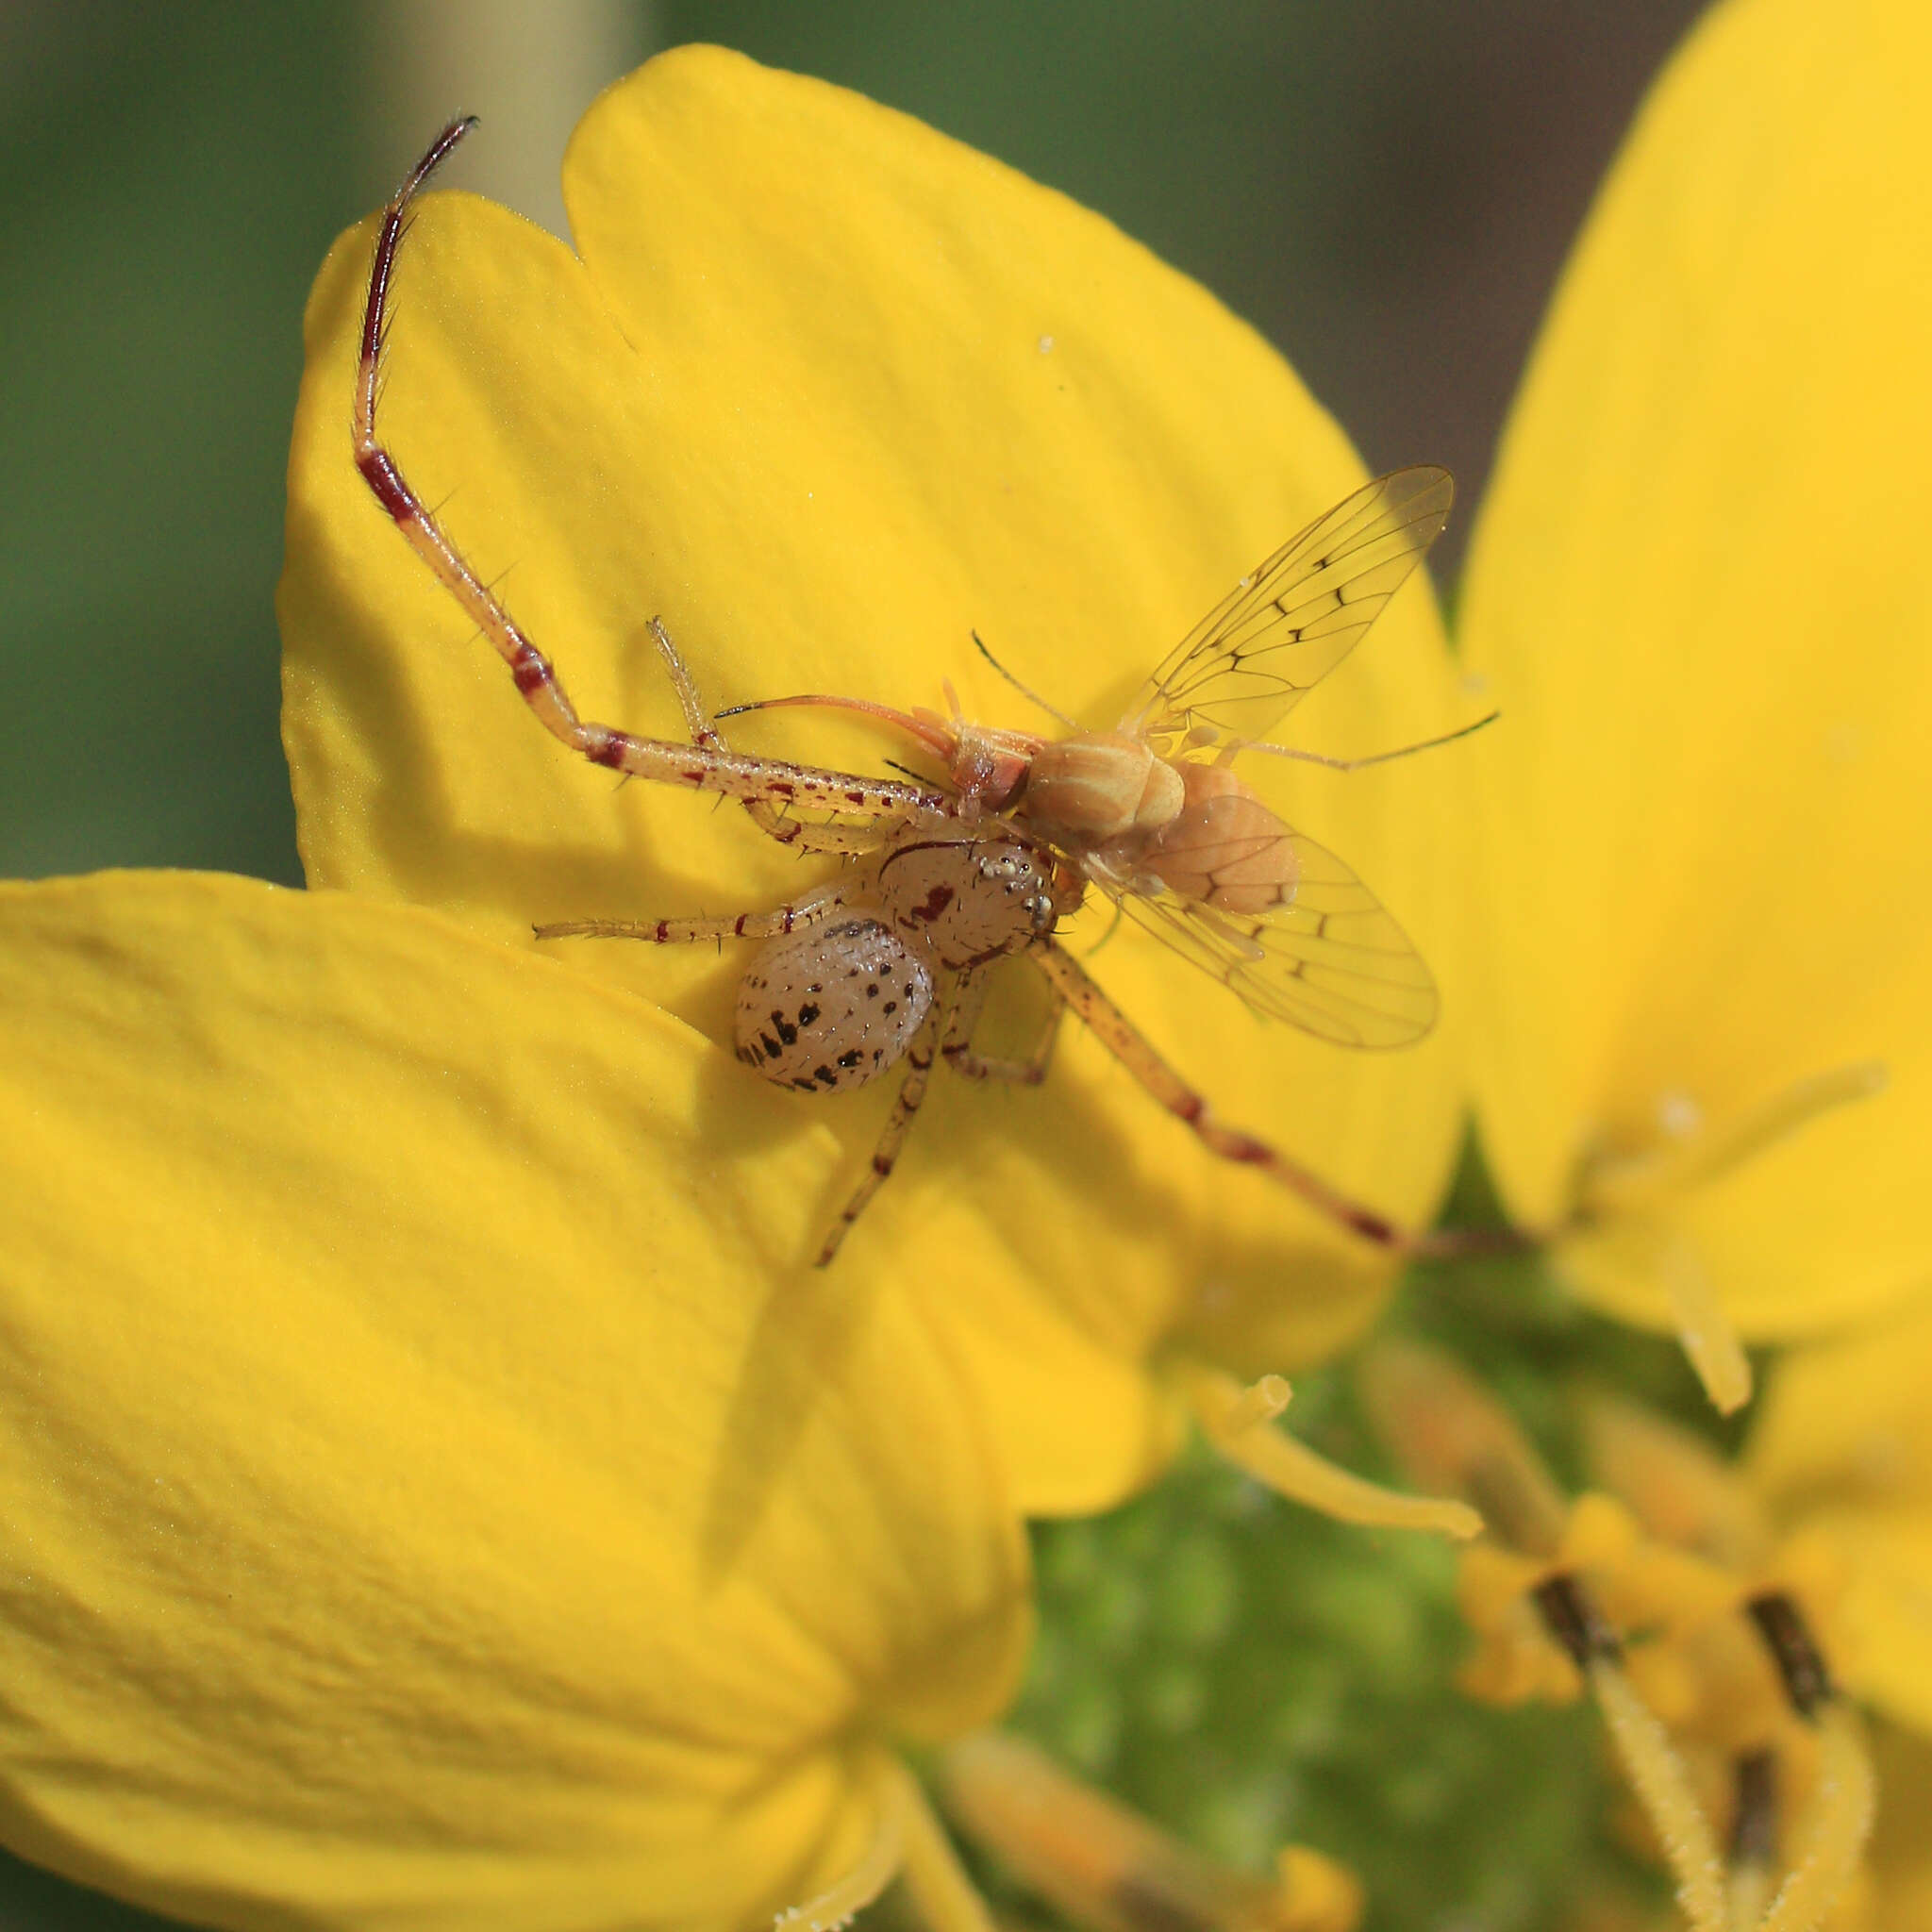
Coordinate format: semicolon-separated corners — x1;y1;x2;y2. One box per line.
1459;0;1932;1337
0;871;1027;1932
279;46;1473;1507
1747;1307;1932;1737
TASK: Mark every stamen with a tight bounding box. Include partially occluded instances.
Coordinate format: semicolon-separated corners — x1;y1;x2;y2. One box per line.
1586;1659;1728;1932
1357;1342;1561;1552
1217;1369;1293;1436
1726;1749;1777;1932
896;1757;1002;1932
775;1763;907;1932
1529;1572;1622;1669
1363;1347;1730;1931
1653;1229;1755;1415
1745;1591;1835;1721
936;1731;1364;1932
1579;1061;1886;1215
1754;1703;1875;1932
1182;1364;1481;1540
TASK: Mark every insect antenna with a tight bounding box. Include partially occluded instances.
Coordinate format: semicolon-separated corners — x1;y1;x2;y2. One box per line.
1234;708;1501;774
970;629;1079;730
1079;896;1128;958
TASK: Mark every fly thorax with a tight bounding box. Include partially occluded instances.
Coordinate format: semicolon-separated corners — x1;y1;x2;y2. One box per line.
876;829;1059;970
1143;763;1300;916
1024;732;1185;842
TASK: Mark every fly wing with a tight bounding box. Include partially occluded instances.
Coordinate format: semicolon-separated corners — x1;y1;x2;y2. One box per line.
1122;467;1454;753
1108;824;1438;1049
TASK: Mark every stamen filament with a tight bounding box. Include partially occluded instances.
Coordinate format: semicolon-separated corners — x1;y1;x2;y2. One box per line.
1182;1364;1481;1539
1728;1863;1772;1932
1581;1062;1886;1216
1755;1705;1875;1932
1586;1661;1728;1932
775;1760;908;1932
1653;1229;1755;1415
896;1759;1001;1932
936;1731;1363;1932
1357;1342;1563;1552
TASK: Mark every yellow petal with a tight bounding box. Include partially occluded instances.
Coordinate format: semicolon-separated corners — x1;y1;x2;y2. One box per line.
0;871;1027;1932
1459;0;1932;1337
278;45;1473;1507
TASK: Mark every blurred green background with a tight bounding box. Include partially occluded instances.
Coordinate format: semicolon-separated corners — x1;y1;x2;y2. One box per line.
0;3;1703;1926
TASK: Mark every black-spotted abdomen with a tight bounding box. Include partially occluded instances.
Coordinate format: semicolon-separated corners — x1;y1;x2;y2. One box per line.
734;918;935;1093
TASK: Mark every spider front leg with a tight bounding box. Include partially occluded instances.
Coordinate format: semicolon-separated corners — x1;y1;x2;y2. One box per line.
1026;940;1410;1252
534;880;858;945
356;123;957;835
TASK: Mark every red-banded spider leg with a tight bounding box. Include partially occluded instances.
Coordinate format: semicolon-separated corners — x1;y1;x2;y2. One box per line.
1027;941;1408;1252
644;619;897;857
815;975;970;1267
355;120;955;841
534;880;859;946
940;971;1064;1087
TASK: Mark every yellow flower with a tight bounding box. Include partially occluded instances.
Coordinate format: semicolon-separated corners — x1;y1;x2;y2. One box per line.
0;870;1028;1932
1366;1341;1879;1932
1585;1371;1932;1932
277;45;1475;1515
1457;0;1932;1407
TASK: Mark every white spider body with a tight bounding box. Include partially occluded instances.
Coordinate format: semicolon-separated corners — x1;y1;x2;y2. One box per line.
736;917;933;1093
733;821;1068;1098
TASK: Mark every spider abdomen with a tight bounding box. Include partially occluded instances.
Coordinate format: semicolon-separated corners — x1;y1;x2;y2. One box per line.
735;919;935;1093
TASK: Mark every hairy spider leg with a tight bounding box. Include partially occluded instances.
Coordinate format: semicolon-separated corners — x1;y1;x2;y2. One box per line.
643;620;902;857
533;879;859;945
816;976;965;1267
354;120;955;834
1026;941;1406;1252
940;969;1064;1086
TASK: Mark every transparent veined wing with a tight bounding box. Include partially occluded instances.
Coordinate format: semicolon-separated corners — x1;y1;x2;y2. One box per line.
1122;467;1454;753
1108;819;1438;1049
